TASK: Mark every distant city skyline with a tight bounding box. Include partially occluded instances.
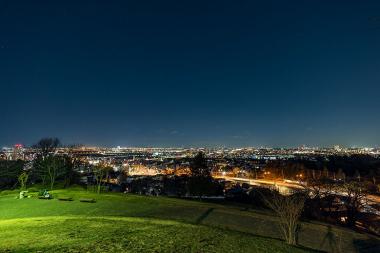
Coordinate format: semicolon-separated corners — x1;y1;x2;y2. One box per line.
1;142;379;149
1;1;380;147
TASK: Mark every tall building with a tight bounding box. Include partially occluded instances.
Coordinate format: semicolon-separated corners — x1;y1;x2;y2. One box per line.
12;144;24;160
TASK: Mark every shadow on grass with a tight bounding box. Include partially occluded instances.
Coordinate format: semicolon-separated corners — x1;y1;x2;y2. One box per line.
195;208;214;224
320;225;337;252
205;222;324;253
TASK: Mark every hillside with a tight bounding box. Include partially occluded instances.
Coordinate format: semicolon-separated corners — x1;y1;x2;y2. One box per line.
0;186;378;252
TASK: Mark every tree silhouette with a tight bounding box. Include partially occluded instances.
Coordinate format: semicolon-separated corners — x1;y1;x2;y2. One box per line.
190;152;210;177
188;152;212;199
33;137;61;158
93;163;113;194
341;182;367;227
261;190;306;245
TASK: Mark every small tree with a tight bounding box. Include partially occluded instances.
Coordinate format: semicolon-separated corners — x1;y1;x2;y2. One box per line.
261;190;306;245
18;171;29;190
93;163;113;194
33;156;47;186
34;155;65;190
46;156;65;190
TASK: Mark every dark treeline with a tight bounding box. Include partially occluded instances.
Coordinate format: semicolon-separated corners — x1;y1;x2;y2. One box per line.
0;160;25;189
0;138;82;191
265;155;380;181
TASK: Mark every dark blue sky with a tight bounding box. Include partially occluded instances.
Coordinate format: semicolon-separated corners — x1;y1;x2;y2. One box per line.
1;0;380;147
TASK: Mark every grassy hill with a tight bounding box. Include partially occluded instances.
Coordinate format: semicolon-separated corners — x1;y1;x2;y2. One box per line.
0;186;378;252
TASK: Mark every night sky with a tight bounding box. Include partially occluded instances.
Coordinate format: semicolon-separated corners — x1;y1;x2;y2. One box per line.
1;1;380;147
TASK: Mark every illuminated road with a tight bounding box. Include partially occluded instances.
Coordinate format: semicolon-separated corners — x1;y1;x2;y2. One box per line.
213;175;303;195
214;175;303;189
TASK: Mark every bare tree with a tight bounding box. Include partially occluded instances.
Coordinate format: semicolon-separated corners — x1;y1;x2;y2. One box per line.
44;156;65;190
33;137;61;158
18;171;29;190
340;182;367;227
93;163;113;194
31;138;63;189
261;190;306;245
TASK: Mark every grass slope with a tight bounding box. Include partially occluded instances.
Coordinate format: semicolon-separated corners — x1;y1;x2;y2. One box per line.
0;186;378;252
0;217;307;253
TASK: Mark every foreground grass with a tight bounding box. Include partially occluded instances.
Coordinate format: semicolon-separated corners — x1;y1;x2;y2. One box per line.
0;216;308;253
0;186;379;252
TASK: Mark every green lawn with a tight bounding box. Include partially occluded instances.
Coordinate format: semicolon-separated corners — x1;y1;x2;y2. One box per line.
0;186;378;252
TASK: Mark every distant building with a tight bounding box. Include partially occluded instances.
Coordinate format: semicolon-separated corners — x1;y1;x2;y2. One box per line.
1;147;13;160
12;144;24;160
334;145;342;152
